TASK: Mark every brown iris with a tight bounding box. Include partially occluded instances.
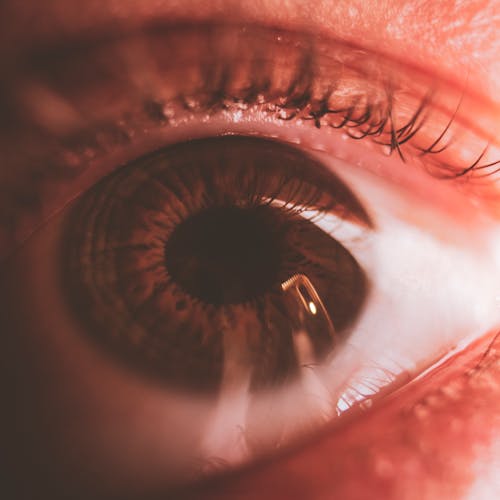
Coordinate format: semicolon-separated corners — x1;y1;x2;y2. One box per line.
63;136;370;392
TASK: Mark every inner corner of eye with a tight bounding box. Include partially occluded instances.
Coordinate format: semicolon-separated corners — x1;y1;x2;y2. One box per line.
59;134;379;464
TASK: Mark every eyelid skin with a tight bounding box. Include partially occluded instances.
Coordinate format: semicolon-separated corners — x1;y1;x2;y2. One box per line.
1;0;499;110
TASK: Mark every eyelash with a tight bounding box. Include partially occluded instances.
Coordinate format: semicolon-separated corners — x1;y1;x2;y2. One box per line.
125;26;499;179
175;81;498;179
11;24;495;168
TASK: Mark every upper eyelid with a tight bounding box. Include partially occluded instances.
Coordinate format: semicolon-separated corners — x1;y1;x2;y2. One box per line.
4;22;498;171
0;22;498;261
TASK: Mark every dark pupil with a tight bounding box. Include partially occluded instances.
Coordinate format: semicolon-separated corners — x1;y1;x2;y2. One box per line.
165;205;282;305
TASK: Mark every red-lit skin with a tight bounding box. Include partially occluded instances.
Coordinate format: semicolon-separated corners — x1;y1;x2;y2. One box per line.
1;1;500;499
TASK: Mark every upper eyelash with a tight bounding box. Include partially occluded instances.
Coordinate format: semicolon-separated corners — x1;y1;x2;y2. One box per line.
6;21;498;182
166;53;498;179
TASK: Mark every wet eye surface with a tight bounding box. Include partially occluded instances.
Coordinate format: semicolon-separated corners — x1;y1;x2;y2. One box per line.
4;124;497;495
63;136;368;393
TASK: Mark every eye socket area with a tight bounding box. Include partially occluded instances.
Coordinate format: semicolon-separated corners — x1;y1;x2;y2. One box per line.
2;18;500;500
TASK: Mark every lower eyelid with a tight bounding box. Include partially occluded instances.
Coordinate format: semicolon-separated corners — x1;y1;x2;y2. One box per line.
177;328;500;500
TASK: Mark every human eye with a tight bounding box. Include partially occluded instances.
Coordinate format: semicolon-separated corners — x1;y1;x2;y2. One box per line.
2;6;500;500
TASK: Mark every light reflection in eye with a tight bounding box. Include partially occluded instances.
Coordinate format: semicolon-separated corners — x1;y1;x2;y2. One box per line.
1;21;500;500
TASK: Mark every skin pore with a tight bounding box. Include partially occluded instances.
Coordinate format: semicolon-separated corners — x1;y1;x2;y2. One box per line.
1;1;500;499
